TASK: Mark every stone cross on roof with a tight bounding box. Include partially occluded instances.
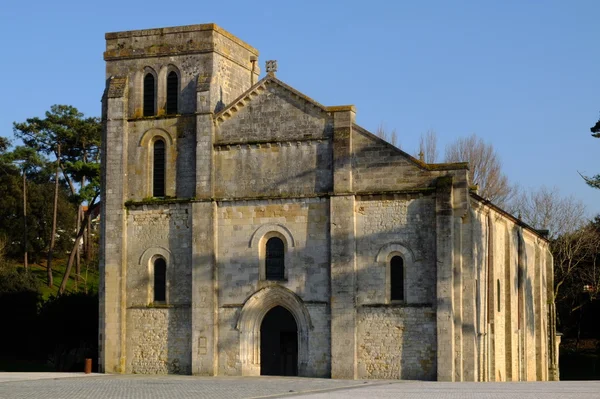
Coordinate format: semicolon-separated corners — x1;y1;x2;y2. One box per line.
266;60;278;76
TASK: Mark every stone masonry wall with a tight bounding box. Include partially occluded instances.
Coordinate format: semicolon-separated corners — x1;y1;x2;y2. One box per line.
105;24;259;117
216;198;330;376
216;198;330;304
354;196;437;380
470;200;552;381
216;83;331;144
213;81;333;199
126;203;192;307
106;52;213;117
125;118;197;201
214;142;331;198
126;308;191;374
213;51;258;113
357;306;437;380
124;203;192;374
355;196;437;305
217;306;241;376
306;303;331;377
352;127;440;193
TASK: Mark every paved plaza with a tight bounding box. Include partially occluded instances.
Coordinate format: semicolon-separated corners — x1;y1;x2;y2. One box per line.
0;374;599;398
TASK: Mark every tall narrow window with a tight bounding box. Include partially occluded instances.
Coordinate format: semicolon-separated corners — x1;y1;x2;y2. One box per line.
166;71;178;115
143;73;155;116
153;139;165;197
154;257;166;302
497;279;501;312
390;255;404;301
266;237;285;280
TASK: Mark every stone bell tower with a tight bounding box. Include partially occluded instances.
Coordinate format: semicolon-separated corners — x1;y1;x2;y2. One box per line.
99;24;259;373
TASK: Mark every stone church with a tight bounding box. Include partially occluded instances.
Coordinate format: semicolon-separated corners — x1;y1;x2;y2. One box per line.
100;23;559;381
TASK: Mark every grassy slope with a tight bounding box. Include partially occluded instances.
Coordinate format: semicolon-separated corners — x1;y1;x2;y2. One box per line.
11;258;99;300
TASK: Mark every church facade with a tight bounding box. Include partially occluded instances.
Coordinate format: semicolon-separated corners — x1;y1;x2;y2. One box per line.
100;23;559;381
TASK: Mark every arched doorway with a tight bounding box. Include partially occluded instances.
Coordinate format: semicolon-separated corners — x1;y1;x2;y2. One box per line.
237;286;312;376
260;306;298;376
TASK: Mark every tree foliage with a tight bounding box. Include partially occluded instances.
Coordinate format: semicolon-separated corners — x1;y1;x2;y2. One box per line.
586;119;600;189
13;105;101;288
13;104;101;205
0;105;101;370
0;139;76;261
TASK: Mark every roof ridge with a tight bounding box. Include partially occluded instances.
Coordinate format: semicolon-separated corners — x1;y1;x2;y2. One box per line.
214;77;269;123
215;75;338;124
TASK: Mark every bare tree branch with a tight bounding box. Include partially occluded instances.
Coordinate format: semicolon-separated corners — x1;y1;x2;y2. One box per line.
417;129;438;163
444;134;514;206
511;186;587;239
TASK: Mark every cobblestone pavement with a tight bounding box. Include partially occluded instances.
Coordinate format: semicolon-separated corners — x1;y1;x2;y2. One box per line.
0;374;370;399
300;380;600;399
0;373;106;383
1;375;599;399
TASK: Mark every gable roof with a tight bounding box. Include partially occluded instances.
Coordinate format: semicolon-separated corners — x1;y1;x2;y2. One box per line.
214;74;352;124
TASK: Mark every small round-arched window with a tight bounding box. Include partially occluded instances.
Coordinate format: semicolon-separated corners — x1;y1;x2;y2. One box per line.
390;255;404;301
265;237;285;280
154;257;166;302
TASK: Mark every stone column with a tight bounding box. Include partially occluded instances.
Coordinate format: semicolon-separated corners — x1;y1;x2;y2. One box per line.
461;209;478;381
195;74;215;199
435;175;455;381
331;106;355;194
191;201;217;375
99;77;129;373
517;227;526;381
330;195;356;379
329;106;357;379
191;72;218;375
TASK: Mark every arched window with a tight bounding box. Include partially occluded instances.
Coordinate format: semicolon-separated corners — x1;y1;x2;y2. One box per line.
266;237;285;280
390;255;404;301
143;73;155;116
166;71;178;115
154;257;166;302
153;139;165;197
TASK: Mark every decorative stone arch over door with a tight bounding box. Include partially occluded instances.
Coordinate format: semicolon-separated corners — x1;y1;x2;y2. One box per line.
236;285;313;376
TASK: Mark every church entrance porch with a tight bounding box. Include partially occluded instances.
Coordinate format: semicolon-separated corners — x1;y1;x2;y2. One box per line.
237;286;313;377
260;306;298;376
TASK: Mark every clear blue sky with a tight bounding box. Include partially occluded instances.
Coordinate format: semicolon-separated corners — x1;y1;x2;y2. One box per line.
1;0;599;215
